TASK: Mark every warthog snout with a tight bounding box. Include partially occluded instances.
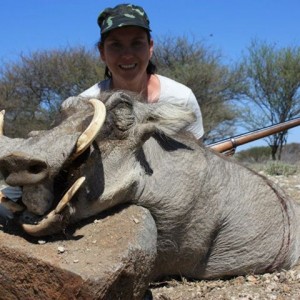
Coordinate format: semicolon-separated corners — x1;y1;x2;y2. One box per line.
0;152;48;186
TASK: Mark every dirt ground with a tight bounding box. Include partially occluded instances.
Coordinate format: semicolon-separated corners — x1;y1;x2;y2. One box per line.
150;172;300;300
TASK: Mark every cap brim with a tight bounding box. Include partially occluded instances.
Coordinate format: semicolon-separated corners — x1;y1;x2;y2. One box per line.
101;23;151;34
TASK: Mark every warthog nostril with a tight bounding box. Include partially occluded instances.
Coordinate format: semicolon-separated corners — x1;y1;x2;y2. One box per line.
0;154;49;185
0;168;9;179
28;163;47;175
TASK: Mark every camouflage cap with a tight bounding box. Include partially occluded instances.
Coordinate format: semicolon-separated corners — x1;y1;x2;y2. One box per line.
97;3;151;34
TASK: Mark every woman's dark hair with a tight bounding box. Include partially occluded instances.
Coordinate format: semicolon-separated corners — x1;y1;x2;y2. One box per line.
97;29;157;79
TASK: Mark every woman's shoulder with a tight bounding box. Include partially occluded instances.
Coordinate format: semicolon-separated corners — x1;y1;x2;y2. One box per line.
157;74;193;100
157;74;190;88
79;79;111;97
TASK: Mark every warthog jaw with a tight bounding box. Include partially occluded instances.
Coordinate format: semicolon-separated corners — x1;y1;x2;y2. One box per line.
21;176;85;236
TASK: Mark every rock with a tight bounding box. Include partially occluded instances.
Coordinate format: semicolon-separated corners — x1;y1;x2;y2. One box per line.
0;205;157;300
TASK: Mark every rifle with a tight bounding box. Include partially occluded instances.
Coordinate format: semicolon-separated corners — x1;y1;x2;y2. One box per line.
208;117;300;154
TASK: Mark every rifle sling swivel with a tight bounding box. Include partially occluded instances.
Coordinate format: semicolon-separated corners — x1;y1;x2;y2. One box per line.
230;138;237;149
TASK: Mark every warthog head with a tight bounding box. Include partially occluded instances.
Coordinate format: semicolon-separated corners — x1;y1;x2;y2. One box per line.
0;95;108;235
0;91;194;236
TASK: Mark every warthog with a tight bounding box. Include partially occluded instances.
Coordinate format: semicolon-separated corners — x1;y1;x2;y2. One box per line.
0;91;299;280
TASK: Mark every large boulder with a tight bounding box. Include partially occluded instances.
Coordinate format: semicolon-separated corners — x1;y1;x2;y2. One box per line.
0;205;157;299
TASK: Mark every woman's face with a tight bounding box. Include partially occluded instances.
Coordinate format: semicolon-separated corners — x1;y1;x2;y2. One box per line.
100;26;153;86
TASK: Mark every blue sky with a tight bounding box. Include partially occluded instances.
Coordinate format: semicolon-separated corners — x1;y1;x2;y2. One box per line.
0;0;299;147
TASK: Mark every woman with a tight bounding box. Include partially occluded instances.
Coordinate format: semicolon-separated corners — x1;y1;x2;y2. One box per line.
80;3;204;140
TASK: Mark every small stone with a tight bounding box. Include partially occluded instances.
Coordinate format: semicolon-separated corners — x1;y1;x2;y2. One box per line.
246;275;257;283
262;273;271;281
266;282;277;292
132;217;140;224
272;275;279;281
282;284;291;293
73;259;79;263
38;240;46;245
288;270;297;280
232;276;245;284
57;246;65;253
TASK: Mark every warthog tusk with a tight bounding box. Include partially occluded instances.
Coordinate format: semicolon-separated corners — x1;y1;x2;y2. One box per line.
73;99;106;158
0;110;5;136
21;176;85;236
54;176;85;214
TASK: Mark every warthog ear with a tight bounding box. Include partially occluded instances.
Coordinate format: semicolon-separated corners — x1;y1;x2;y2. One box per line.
105;91;196;145
105;91;135;111
105;91;137;134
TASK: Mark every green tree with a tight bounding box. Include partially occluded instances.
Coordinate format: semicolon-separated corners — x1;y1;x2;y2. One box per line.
0;37;246;142
0;47;104;137
240;40;300;160
153;35;246;142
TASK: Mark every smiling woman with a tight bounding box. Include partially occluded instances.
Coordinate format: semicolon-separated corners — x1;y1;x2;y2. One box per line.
76;3;204;140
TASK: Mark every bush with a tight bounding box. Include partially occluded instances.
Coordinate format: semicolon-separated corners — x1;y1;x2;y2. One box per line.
264;161;298;176
280;143;300;163
236;146;271;163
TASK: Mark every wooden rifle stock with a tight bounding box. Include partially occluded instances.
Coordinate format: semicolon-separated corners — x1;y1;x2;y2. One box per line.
209;117;300;153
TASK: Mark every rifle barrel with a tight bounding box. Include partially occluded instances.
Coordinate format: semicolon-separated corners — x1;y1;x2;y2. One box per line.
209;117;300;153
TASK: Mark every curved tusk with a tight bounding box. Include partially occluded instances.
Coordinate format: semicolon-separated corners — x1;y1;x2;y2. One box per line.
21;176;85;236
73;99;106;158
21;214;64;237
0;110;5;136
55;176;85;213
